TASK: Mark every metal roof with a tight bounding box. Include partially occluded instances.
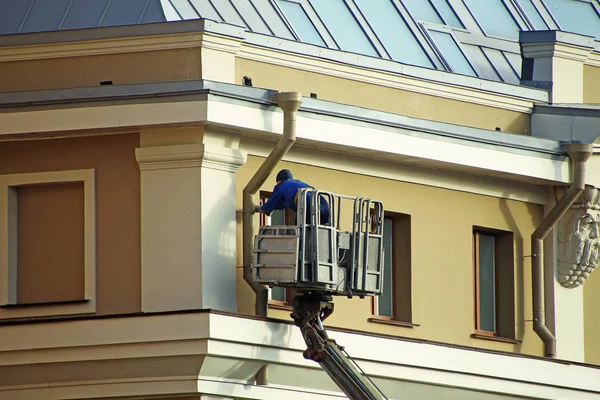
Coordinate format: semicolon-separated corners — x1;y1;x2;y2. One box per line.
2;0;600;86
0;0;166;34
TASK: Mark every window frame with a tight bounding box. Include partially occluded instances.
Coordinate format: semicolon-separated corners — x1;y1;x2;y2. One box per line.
371;216;397;321
420;22;478;76
473;230;499;337
0;169;96;319
369;212;415;327
472;227;515;340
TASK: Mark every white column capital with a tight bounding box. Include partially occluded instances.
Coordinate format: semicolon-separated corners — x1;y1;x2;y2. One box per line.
521;42;594;63
135;143;246;172
520;31;595;61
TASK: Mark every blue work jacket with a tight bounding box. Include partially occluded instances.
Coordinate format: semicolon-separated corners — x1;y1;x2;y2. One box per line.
260;179;329;223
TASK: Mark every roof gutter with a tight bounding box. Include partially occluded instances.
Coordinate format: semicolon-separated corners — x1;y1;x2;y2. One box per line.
242;92;303;317
531;143;592;358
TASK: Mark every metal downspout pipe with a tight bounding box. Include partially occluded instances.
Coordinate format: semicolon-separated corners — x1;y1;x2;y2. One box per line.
531;143;592;358
243;92;303;317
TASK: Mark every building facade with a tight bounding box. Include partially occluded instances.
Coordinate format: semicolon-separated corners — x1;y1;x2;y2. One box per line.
1;0;600;399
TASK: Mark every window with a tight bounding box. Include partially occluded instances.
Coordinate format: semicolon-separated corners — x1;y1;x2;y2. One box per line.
426;26;477;76
473;228;515;338
371;213;412;324
260;191;296;306
463;0;521;40
354;0;433;67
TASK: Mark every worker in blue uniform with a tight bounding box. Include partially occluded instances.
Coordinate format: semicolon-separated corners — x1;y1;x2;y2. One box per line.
255;169;330;225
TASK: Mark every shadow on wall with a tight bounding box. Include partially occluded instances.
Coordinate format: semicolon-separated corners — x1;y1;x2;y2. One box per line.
197;168;240;312
499;197;527;350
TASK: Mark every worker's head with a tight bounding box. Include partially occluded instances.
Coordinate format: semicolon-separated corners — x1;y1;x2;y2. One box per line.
276;169;293;184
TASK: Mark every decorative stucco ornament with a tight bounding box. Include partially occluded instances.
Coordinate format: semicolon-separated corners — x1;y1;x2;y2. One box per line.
556;186;600;288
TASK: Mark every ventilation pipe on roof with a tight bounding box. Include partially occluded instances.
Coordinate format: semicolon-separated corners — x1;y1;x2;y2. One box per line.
531;143;592;358
243;92;303;317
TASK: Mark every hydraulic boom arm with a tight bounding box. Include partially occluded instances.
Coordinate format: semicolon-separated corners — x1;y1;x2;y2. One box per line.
291;293;387;400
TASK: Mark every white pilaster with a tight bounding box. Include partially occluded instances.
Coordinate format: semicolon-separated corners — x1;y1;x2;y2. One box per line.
136;129;245;313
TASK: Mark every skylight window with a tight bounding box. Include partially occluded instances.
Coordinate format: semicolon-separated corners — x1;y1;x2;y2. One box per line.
310;0;378;57
428;29;476;76
277;0;325;46
354;0;433;67
543;0;600;39
463;0;521;40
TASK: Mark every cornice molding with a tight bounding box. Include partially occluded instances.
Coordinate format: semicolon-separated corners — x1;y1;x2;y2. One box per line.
135;143;246;172
521;42;594;63
0;312;599;399
0;30;243;63
586;52;600;67
199;31;244;55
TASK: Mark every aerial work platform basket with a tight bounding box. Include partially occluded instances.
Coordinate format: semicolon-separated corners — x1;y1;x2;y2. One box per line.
252;189;384;297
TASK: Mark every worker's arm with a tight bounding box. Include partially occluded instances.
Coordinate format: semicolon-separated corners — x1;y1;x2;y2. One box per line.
259;189;285;214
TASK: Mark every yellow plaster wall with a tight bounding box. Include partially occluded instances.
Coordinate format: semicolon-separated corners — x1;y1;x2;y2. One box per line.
0;48;201;92
236;155;544;356
235;59;530;134
0;133;141;316
583;65;600;104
